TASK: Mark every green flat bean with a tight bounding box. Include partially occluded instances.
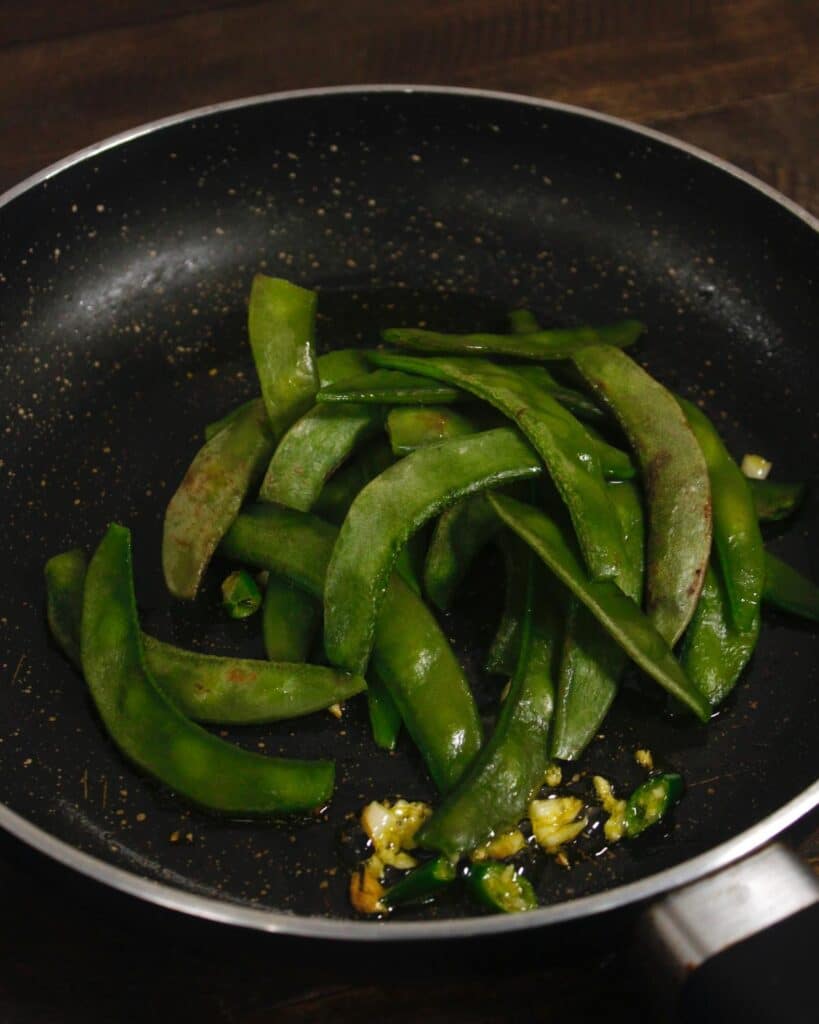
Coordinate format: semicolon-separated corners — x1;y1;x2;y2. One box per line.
316;348;372;387
262;574;318;662
312;440;394;525
750;479;806;523
258;402;384;510
571;345;711;645
387;406;480;456
381;320;645;359
220;504;482;790
368;354;627;583
318;369;465;406
81;524;334;813
205;398;258;442
485;530;530;675
324;428;542;676
488;494;711;722
366;670;403;751
248;275;319;434
45;549;86;669
424;493;501;612
162;398;274;600
762;552;819;622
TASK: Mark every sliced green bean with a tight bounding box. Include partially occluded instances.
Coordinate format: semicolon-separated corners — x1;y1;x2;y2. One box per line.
204;398;258;442
762;552;819;622
248;275;319;435
220;504;482;790
419;558;560;859
425;493;502;612
551;480;645;761
387;406;480;456
382;320;645;359
324;428;542;676
312;440;394;525
571;345;711;645
368;354;626;583
750;479;806;522
163;398;274;600
45;549;87;669
485;530;530;675
316;348;372;387
262;575;318;662
258;402;384;510
318;369;465;406
81;524;334;813
488;494;711;722
366;671;403;751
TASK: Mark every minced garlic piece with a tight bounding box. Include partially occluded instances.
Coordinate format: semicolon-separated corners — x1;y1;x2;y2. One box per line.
634;748;654;771
741;453;772;480
471;828;527;861
544;763;562;787
593;775;627;843
529;797;587;852
328;702;343;719
361;799;431;871
349;868;386;915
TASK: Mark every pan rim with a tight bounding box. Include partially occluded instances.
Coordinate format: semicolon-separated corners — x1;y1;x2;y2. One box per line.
1;83;817;940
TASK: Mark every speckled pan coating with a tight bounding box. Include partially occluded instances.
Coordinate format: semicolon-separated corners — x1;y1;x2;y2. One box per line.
0;87;817;936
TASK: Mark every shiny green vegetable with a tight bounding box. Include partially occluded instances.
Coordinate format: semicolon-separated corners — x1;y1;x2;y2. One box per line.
248;275;319;434
551;480;645;761
220;504;482;790
318;369;464;405
762;552;819;621
382;319;644;359
625;772;684;838
387;406;480;456
45;548;363;725
749;479;806;522
465;862;537;914
418;554;559;859
485;529;531;676
369;353;627;583
81;524;334;813
488;494;711;722
261;575;318;662
162;398;274;600
324;428;542;676
316;348;372;386
571;345;711;645
258;402;384;509
221;569;262;619
384;856;457;909
204;398;258;442
312;440;394;525
366;671;403;751
424;493;501;612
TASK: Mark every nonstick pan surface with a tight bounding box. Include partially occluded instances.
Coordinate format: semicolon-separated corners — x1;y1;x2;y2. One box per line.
1;86;817;939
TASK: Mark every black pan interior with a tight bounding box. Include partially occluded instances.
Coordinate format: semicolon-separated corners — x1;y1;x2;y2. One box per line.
1;89;817;923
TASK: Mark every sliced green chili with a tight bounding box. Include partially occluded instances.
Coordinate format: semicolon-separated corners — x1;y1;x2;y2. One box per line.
220;504;482;791
750;479;806;522
163;398;275;600
81;524;334;813
318;368;465;406
258;402;384;510
381;320;644;359
387;406;480;456
248;275;319;435
624;772;684;838
367;354;627;583
762;552;819;622
384;856;457;909
571;345;711;645
221;569;262;619
424;493;501;612
262;574;318;662
465;863;537;914
324;428;542;676
418;555;560;859
488;494;711;722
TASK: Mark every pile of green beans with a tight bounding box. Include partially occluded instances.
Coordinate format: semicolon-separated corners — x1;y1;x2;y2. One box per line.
44;276;818;916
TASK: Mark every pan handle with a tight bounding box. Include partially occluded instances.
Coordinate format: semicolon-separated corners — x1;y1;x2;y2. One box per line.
640;842;819;1023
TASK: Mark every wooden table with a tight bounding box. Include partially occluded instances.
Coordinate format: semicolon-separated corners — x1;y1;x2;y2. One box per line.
1;3;817;1021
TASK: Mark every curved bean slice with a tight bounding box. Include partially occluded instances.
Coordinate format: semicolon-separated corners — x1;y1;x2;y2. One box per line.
324;428;542;675
571;345;711;645
258;402;384;509
318;369;465;406
220;504;482;790
248;275;319;435
680;398;763;634
749;478;806;523
162;398;274;600
387;406;481;456
381;319;644;359
368;353;626;582
418;558;560;859
262;574;319;662
366;670;403;751
488;494;711;722
82;525;334;813
204;398;258;442
45;549;87;669
425;493;501;612
761;552;819;622
316;348;372;387
312;440;394;525
550;480;645;761
485;529;530;675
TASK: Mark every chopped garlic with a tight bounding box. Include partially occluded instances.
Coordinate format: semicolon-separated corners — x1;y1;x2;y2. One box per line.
544;763;562;787
529;797;587;852
634;748;654;771
471;828;527;861
328;702;343;719
741;453;772;480
593;775;627;843
361;799;431;871
349;868;386;915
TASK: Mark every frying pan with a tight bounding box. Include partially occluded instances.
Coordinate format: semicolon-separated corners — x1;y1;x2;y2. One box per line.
1;86;817;986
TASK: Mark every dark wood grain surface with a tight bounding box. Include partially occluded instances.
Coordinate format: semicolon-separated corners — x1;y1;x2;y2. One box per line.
1;2;817;1021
